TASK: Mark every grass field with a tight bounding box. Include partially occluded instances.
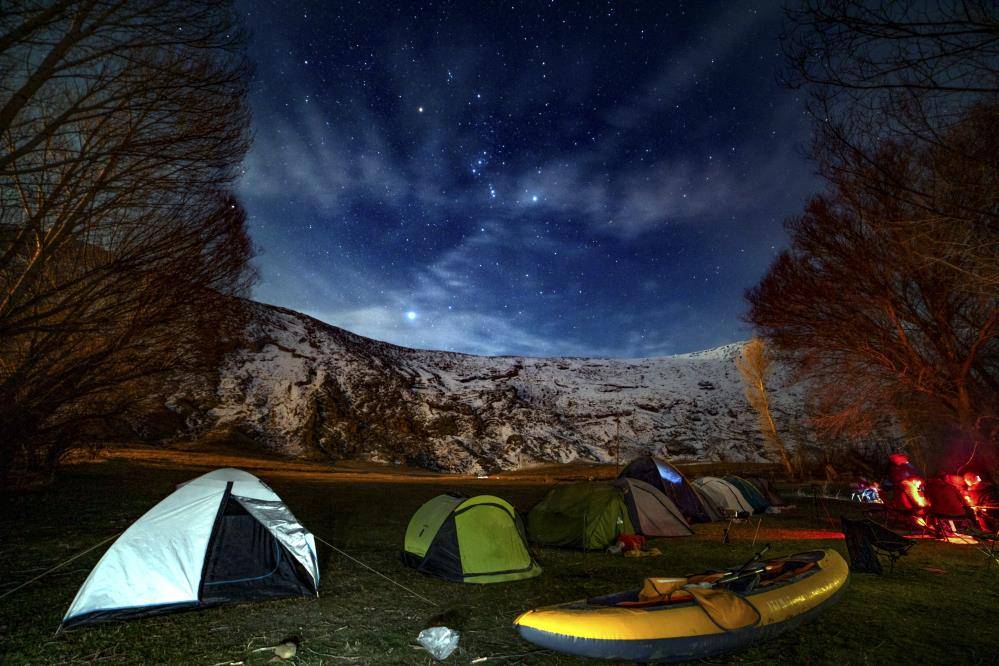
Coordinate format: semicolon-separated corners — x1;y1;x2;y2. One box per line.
1;449;997;664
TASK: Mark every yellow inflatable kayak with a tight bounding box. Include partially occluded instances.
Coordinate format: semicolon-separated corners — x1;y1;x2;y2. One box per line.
514;549;848;662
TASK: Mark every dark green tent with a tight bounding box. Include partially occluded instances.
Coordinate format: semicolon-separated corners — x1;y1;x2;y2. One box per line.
725;475;770;513
402;494;541;584
526;479;691;550
747;477;786;507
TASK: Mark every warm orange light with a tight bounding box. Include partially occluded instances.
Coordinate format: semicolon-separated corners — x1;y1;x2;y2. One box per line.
901;478;929;508
963;472;981;488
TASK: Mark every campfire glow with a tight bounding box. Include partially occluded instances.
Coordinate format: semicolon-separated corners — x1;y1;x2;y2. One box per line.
882;452;994;541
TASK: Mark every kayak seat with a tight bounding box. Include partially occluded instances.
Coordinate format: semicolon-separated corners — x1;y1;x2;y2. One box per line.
613;590;695;608
758;561;817;587
729;559;818;594
686;572;726;585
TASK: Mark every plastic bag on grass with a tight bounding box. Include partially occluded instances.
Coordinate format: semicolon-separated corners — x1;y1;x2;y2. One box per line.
418;626;460;660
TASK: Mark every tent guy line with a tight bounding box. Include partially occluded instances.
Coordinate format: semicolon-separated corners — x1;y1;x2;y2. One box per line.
314;534;438;608
0;531;123;606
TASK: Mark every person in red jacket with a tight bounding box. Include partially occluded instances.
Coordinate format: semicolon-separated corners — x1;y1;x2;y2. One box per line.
963;471;998;530
886;453;927;514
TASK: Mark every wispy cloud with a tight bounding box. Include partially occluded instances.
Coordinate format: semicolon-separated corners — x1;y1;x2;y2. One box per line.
239;2;814;358
605;4;781;131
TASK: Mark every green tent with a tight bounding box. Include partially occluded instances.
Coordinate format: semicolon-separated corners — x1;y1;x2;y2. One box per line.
725;475;770;513
526;479;691;550
402;494;541;584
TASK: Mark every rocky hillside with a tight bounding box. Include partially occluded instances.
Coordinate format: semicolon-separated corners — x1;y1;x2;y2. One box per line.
166;301;811;474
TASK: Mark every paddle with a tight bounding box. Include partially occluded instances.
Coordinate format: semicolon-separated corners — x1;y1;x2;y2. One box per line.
713;543;771;587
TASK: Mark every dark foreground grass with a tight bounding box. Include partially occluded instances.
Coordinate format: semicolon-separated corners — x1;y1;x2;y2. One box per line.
1;456;997;665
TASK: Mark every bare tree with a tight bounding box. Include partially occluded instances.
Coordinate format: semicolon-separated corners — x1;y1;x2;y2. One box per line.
0;1;255;482
736;337;795;478
781;0;999;294
747;116;998;463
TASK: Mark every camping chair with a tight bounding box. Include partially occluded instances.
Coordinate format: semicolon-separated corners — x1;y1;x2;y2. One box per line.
841;517;914;574
967;527;999;572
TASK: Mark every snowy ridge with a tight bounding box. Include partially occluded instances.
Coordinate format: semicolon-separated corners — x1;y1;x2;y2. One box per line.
173;301;810;474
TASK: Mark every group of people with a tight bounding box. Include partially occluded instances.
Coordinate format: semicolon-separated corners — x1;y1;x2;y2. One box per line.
885;452;998;532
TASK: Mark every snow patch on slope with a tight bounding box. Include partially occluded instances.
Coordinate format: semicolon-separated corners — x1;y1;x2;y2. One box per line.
183;302;809;473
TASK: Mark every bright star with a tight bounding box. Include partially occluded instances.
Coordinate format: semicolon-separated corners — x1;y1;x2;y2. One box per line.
406;310;417;321
531;195;539;203
417;106;424;113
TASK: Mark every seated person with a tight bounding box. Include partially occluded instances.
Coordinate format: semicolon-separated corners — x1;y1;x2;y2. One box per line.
924;476;969;518
885;453;924;512
964;471;999;530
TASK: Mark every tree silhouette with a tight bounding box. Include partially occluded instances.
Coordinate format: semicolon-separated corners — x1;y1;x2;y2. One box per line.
747;114;998;460
0;1;255;482
781;0;999;295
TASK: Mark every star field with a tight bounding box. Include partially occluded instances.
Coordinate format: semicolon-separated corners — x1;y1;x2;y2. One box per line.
238;0;816;357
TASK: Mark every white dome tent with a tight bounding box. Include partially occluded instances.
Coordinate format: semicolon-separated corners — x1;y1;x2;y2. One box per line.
691;476;755;518
62;468;320;629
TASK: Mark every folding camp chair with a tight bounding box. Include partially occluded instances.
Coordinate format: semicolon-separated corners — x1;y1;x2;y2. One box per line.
967;528;999;572
864;518;915;572
841;517;914;574
841;517;883;574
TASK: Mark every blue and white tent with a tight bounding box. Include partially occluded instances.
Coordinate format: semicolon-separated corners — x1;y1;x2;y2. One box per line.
619;455;714;522
62;468;319;628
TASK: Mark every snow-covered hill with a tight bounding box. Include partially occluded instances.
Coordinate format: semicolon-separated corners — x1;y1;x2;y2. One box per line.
167;301;811;474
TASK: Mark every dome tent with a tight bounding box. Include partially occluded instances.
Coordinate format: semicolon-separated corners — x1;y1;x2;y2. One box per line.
403;494;541;584
62;468;319;629
618;455;713;523
527;478;692;550
725;475;771;513
691;476;755;518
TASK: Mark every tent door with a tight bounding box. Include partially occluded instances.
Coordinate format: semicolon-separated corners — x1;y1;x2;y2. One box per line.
455;504;533;577
417;516;464;582
200;491;314;605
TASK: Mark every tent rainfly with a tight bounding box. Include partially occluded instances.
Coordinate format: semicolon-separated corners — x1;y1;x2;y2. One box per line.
402;494;541;584
62;468;320;629
618;455;713;523
527;478;692;550
691;476;755;518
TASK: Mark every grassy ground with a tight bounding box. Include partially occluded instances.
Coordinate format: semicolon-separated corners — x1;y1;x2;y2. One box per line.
1;450;997;664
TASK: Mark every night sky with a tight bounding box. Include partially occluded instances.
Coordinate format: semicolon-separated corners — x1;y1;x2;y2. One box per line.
238;1;817;358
